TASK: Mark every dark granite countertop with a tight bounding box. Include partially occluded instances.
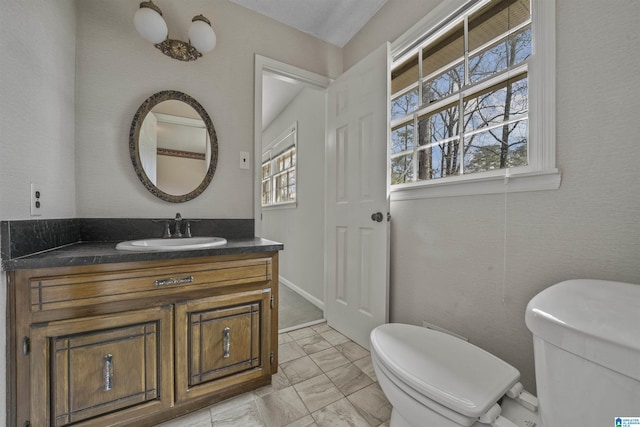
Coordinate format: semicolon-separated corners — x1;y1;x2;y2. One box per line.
2;238;284;271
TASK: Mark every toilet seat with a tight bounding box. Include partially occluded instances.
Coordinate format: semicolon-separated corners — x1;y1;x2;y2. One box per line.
370;324;521;419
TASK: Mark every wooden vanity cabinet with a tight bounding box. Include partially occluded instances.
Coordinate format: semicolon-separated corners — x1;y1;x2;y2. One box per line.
7;252;279;427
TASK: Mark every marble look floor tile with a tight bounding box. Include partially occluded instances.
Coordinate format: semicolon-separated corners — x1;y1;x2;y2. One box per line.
279;333;294;344
319;329;351;346
296;334;333;355
256;386;309;427
255;369;291;397
309;348;350;373
285;415;318;427
347;383;391;426
288;327;317;341
334;341;369;362
279;341;307;363
353;356;377;382
210;401;265;426
310;323;332;334
157;407;212;427
376;422;390;427
311;398;370;427
325;363;373;396
281;356;323;384
293;374;344;413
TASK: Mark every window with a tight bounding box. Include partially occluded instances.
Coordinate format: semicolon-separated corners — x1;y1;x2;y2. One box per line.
262;123;297;207
390;0;559;199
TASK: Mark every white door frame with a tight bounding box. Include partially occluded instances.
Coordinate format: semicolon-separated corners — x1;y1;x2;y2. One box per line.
253;55;332;236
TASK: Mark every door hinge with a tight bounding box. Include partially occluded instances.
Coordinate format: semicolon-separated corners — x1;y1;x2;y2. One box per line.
24;420;30;427
22;337;30;356
270;352;275;365
270;295;275;309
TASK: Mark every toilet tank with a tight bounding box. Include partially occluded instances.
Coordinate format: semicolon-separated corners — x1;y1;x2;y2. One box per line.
525;279;640;427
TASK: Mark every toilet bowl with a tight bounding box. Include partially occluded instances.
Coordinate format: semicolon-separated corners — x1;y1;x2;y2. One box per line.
371;279;640;427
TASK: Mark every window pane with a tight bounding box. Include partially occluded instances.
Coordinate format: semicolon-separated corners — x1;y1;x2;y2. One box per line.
469;0;530;52
463;119;528;173
509;25;531;66
417;103;460;180
391;54;419;95
464;74;528;132
422;22;464;77
423;62;464;104
418;104;459;147
417;142;460;180
391;154;414;184
469;25;531;83
391;121;414;154
262;180;271;205
262;162;270;179
391;89;419;120
469;39;508;83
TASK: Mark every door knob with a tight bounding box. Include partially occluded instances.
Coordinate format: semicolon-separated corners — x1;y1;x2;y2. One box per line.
371;212;383;222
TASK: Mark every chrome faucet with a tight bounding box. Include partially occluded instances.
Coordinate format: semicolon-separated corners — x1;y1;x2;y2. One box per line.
173;213;183;238
162;213;191;238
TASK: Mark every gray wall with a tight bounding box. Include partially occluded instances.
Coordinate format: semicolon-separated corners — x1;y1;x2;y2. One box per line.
344;0;640;391
0;1;77;422
261;87;326;305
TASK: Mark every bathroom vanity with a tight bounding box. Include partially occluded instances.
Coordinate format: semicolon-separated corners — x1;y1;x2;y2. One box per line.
4;235;282;427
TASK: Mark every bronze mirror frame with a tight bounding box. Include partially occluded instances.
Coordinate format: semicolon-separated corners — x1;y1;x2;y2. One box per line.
129;90;218;203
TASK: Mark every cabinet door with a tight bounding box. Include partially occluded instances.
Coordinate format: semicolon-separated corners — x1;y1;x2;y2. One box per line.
30;306;173;427
175;288;273;401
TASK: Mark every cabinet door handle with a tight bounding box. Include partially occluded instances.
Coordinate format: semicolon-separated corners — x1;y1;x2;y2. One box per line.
104;354;113;391
223;327;231;358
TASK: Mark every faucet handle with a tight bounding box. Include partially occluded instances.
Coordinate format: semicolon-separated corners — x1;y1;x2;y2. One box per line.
163;221;171;238
184;221;192;238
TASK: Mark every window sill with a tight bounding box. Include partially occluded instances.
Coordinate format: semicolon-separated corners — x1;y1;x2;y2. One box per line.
262;201;297;211
390;169;561;201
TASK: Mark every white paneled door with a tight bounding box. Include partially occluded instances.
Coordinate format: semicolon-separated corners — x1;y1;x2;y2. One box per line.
325;43;390;349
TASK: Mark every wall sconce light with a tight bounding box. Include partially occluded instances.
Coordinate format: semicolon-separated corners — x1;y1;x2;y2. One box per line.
134;1;216;62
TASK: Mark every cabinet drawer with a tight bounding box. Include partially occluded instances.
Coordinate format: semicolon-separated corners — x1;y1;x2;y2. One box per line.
175;289;273;402
29;258;272;312
30;306;173;427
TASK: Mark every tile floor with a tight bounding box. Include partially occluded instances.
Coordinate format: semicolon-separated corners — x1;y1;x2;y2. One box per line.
278;283;324;330
159;322;391;427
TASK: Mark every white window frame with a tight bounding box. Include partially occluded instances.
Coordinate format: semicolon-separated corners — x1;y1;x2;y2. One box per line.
389;0;560;201
262;122;298;209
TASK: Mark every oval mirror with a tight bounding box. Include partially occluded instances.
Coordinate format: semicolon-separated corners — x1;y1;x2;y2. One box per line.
129;90;218;202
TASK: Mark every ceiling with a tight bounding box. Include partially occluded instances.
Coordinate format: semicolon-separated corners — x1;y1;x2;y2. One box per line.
229;0;388;47
262;71;305;130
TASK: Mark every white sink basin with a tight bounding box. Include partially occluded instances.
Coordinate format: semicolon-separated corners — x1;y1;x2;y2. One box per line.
115;236;227;252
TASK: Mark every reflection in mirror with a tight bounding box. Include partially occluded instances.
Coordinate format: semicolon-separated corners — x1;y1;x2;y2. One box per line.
130;91;217;203
261;122;297;207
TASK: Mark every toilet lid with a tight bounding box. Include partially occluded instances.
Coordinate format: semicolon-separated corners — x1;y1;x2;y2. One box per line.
370;323;520;418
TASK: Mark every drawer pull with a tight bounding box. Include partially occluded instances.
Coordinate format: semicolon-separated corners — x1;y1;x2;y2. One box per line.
223;327;231;358
104;354;113;391
155;275;194;287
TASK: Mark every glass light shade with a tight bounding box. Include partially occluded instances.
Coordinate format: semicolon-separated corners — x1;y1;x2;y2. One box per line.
189;19;216;53
134;7;168;44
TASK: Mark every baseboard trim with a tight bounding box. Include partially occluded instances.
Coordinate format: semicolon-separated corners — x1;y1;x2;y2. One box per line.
279;276;325;310
279;319;326;334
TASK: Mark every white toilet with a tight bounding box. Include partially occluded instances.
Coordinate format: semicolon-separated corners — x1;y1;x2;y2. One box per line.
370;279;640;427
